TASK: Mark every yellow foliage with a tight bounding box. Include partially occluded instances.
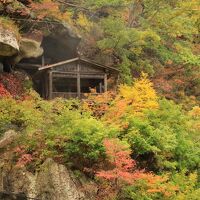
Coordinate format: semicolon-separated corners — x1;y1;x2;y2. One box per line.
77;13;93;32
104;73;159;127
119;73;158;113
188;106;200;132
189;106;200;118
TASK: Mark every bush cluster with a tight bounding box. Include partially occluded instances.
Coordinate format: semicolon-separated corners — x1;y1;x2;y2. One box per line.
0;75;199;199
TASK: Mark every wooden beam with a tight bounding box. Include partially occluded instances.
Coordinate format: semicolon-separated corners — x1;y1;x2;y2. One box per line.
38;57;79;71
51;71;105;75
53;73;77;78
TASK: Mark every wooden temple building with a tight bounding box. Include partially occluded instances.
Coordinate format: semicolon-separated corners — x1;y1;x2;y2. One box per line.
16;57;119;99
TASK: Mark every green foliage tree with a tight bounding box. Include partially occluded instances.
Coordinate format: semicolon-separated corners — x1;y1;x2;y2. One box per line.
123;99;200;171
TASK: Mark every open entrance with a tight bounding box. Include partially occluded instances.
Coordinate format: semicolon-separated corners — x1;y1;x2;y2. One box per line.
52;76;77;99
51;73;106;99
81;78;104;93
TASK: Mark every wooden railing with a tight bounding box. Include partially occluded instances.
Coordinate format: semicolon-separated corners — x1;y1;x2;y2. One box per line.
52;92;99;99
52;92;78;99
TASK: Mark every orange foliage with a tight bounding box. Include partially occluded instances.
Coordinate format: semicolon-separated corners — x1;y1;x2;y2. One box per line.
96;139;178;198
83;91;116;118
84;73;158;126
30;0;71;21
97;139;157;184
189;106;200;118
0;83;11;97
0;73;26;98
14;146;33;167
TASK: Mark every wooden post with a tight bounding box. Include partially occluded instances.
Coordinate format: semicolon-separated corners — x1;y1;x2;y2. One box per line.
99;82;102;93
104;73;107;92
48;70;53;100
42;55;45;67
77;61;81;98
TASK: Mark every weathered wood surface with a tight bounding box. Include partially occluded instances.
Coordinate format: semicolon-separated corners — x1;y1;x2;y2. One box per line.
52;92;78;99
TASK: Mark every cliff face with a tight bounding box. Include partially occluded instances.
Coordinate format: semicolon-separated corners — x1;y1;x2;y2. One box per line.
0;158;88;200
0;0;81;69
0;23;81;67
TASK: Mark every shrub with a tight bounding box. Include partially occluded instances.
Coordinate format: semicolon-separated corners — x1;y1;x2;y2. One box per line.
0;72;27;99
103;73;159;128
119;171;200;200
0;83;11;97
96;139;178;200
46;104;113;168
123;99;200;171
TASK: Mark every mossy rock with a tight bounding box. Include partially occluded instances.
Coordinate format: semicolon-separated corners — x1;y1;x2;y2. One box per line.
14;38;44;63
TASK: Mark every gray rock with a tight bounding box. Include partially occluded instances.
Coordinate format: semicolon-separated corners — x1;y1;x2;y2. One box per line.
14;37;44;63
0;130;18;149
0;29;19;56
0;159;88;200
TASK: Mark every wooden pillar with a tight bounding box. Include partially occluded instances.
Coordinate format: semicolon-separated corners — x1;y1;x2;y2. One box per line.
48;70;53;100
99;82;102;93
42;55;45;67
104;73;108;92
45;73;49;99
77;62;81;98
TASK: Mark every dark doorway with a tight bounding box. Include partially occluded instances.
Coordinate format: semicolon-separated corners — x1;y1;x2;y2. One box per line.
81;78;104;93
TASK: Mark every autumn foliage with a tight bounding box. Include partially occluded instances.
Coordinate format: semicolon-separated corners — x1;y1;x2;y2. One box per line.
96;139;140;184
14;146;33;167
84;73;159;128
29;0;72;22
83;91;116;118
0;73;26;98
96;139;179;199
0;83;11;97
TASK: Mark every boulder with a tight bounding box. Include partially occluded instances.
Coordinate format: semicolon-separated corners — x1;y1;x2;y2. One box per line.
14;37;44;63
35;159;86;200
0;130;18;149
0;29;19;56
0;159;88;200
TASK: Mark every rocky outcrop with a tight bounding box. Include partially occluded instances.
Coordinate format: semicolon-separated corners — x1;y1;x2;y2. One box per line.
0;159;88;200
41;22;81;63
0;29;19;57
0;130;18;149
0;0;82;68
14;37;44;63
0;22;81;67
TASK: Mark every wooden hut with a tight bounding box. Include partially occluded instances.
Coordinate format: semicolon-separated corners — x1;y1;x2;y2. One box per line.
17;57;119;99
